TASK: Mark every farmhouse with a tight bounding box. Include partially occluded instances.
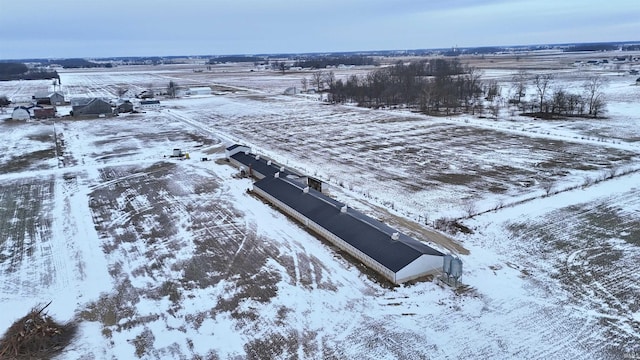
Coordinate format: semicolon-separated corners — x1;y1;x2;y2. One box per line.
226;144;444;284
34;91;65;106
71;98;113;117
139;99;161;110
11;106;32;120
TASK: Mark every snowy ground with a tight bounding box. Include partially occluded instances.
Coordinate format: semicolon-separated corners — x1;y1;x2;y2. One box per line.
1;53;639;359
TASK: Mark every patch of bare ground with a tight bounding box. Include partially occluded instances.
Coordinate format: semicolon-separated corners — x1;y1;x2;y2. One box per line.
244;330;300;360
341;320;434;360
242;328;328;360
0;148;57;174
212;257;281;320
130;327;155;358
78;279;140;332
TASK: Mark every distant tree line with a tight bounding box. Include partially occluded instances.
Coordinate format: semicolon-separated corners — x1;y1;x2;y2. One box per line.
209;56;266;64
50;58;112;68
0;62;59;81
293;55;377;69
119;57;163;65
326;58;485;115
563;43;619;52
621;44;640;51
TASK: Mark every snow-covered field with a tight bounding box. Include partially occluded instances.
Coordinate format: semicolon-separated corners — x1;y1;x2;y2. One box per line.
1;52;639;359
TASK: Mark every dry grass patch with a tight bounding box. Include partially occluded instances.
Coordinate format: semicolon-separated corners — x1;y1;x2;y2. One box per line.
0;303;77;359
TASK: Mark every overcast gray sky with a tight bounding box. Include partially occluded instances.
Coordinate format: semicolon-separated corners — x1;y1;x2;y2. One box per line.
0;0;638;59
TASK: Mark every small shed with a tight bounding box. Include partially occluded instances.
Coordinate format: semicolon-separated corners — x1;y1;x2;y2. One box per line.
187;87;212;95
116;100;134;113
12;106;31;120
137;90;154;99
33;106;56;119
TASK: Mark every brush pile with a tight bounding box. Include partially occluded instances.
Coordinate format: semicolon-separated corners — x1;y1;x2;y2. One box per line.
0;302;76;359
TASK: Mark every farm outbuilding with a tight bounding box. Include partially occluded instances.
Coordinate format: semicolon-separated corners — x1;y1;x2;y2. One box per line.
11;106;31;120
137;90;154;99
115;100;134;113
139;100;161;110
71;98;113;117
225;145;315;186
226;144;444;284
187;87;212;95
33;106;56;119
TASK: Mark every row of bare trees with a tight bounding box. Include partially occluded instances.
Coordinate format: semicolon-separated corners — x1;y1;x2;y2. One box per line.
326;59;486;115
509;72;608;118
300;71;335;92
323;59;609;118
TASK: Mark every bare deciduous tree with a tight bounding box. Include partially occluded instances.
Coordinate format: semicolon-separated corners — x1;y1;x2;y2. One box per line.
323;71;335;90
485;80;500;101
510;70;528;103
300;77;308;92
312;71;324;91
532;73;554;113
463;199;477;218
0;95;9;113
583;75;608;117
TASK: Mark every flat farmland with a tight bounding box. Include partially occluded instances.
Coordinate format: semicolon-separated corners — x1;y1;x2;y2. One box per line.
0;178;54;275
0;121;58;174
1;53;640;359
171;92;640;219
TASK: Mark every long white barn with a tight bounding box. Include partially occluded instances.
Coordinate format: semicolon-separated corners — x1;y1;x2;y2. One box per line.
226;144;444;284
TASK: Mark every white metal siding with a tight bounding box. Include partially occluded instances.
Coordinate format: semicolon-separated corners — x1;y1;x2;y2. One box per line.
189;87;212;95
395;254;442;283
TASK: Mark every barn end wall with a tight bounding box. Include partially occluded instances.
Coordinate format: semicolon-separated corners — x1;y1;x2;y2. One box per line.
395;254;443;283
252;185;398;283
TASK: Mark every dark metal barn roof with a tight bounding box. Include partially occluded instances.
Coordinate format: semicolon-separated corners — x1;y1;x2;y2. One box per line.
254;176;443;272
230;151;302;181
